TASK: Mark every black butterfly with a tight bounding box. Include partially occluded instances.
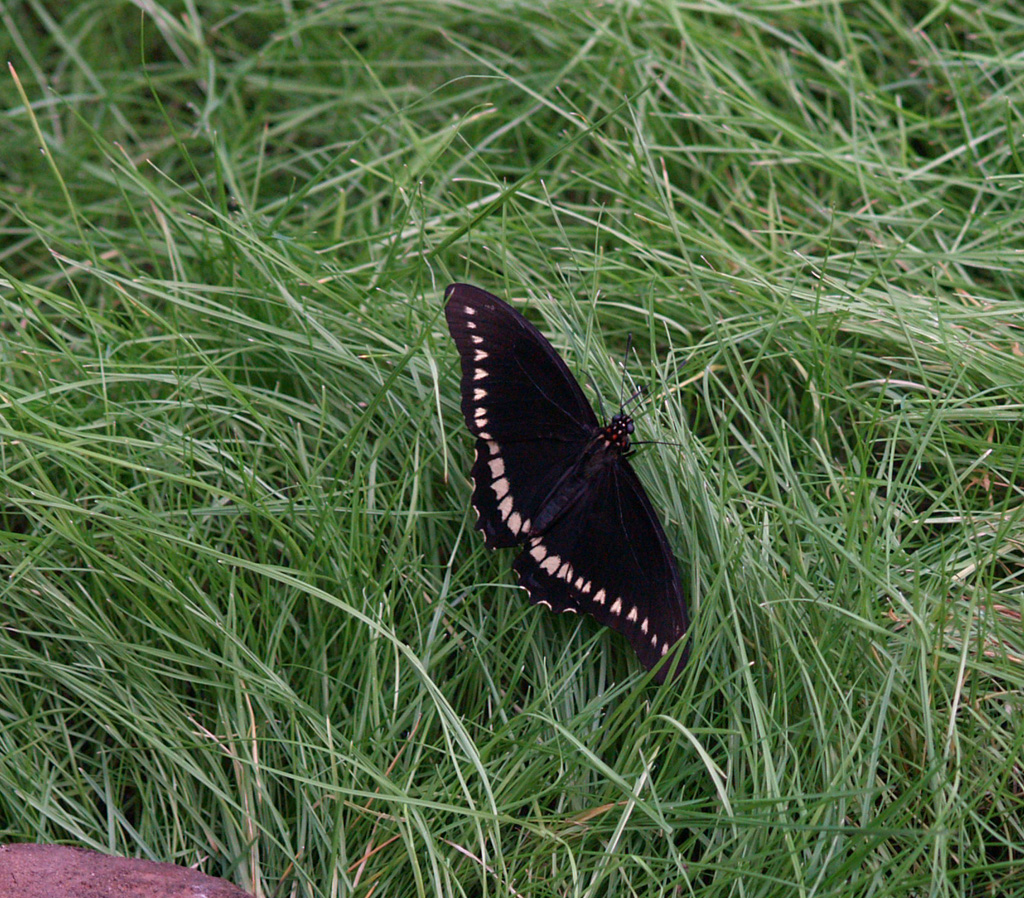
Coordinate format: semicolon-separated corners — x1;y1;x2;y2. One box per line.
444;283;690;682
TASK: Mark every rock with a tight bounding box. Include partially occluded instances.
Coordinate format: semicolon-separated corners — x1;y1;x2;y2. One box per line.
0;843;253;897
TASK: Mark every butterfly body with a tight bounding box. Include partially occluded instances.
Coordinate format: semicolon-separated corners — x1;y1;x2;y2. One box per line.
445;283;689;682
522;414;632;533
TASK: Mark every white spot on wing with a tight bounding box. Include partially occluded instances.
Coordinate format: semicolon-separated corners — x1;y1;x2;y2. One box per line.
478;430;492;440
488;457;505;478
610;598;623;615
498;496;513;520
661;643;668;656
574;576;586;592
541;554;561;575
474;350;488;362
594;589;606;606
471;335;483;345
492;477;510;500
557;561;574;583
474;388;487;401
508;511;523;534
530;543;546;562
465;306;477;316
641;617;649;635
627;606;638;623
474;368;487;381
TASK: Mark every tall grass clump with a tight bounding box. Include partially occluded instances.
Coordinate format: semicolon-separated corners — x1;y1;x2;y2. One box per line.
2;2;1023;896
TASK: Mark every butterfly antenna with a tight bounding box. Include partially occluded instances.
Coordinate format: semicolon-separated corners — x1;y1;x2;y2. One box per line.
617;333;650;419
624;386;645;414
617;333;634;412
618;341;683;450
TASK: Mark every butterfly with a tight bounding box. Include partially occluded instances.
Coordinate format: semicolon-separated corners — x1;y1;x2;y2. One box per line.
444;283;690;682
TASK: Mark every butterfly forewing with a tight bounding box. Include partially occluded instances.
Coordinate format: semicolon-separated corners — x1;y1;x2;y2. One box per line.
444;284;598;442
444;282;690;681
446;283;597;548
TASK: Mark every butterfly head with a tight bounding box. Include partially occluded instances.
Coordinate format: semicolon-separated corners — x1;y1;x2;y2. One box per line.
603;413;635;453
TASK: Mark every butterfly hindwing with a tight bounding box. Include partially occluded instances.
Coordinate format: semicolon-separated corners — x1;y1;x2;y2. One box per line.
512;460;690;681
469;435;588;548
445;282;690;681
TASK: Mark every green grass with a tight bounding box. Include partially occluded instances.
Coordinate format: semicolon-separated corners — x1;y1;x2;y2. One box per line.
2;1;1024;896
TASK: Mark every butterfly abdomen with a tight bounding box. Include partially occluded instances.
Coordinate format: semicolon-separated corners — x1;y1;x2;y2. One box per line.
529;437;618;534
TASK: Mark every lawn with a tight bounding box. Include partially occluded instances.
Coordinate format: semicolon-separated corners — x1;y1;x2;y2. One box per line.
2;2;1023;896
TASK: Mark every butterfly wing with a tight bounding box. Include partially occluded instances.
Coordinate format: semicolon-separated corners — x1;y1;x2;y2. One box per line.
445;283;600;548
512;457;690;682
445;282;690;681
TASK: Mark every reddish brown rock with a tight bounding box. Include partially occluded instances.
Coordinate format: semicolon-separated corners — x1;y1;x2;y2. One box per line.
0;843;253;898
